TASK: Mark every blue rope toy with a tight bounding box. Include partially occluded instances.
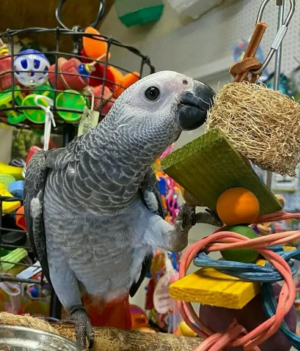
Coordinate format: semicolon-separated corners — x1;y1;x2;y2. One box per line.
193;246;300;349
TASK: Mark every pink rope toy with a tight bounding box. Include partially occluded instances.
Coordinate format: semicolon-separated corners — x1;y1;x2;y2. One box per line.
161;144;175;159
178;211;300;351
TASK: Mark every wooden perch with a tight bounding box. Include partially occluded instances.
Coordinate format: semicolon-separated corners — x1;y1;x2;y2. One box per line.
0;312;200;351
0;307;200;351
52;324;200;351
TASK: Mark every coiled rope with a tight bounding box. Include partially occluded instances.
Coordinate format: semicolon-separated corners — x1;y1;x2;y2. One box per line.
178;211;300;351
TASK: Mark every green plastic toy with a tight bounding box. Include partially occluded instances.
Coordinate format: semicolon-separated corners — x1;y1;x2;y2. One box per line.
220;225;259;263
0;86;26;124
22;94;51;124
56;90;87;122
34;84;54;100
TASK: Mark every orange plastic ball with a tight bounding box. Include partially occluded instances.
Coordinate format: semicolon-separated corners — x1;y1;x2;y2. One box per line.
216;187;259;225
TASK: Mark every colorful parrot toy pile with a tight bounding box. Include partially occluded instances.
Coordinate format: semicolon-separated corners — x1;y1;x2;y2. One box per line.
0;26;139;139
142;145;186;334
153;144;181;224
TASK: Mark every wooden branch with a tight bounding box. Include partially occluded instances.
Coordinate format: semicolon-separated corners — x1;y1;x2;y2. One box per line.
52;323;200;351
0;312;200;350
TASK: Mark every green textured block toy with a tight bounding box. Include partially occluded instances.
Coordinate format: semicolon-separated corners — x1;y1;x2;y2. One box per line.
161;128;281;216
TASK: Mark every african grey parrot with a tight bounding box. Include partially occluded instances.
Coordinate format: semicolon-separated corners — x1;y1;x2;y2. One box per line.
24;71;221;349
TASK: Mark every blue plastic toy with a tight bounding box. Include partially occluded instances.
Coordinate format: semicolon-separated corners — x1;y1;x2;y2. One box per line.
8;180;25;198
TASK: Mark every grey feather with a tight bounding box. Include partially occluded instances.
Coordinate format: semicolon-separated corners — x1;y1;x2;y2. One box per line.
24;150;50;283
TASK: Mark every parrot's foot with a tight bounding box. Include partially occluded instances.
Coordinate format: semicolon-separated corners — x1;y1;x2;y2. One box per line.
163;204;222;253
69;306;94;350
165;203;195;252
180;203;196;230
196;209;223;227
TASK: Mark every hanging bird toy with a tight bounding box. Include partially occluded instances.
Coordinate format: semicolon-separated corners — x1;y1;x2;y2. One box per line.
161;1;300;351
207;5;300;177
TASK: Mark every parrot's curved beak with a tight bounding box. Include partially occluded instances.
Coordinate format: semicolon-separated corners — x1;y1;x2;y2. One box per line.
177;80;215;131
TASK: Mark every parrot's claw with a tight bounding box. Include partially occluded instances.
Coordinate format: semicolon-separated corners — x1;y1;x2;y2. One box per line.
180;203;196;230
194;209;223;227
69;307;94;350
165;203;195;252
204;209;223;227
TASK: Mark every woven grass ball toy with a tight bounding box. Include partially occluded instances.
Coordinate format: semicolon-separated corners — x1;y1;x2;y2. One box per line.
206;23;300;177
206;82;300;176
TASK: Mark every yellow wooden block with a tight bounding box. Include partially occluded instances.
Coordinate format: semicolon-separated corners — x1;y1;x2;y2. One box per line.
170;247;295;309
171;258;267;309
170;267;261;309
284;246;294;251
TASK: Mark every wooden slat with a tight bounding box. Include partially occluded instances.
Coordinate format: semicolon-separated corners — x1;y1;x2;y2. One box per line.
162;128;281;216
170;247;295;309
170;263;263;309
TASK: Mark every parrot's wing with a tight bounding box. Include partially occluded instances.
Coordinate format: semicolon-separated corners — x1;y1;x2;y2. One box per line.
24;137;85;285
140;166;165;218
129;167;164;297
45;135;81;170
24;150;51;284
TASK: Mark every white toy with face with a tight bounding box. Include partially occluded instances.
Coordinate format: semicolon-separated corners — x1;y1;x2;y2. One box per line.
14;49;50;87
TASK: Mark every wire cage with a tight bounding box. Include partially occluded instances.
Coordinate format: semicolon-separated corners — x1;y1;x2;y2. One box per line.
0;0;155;320
0;192;54;317
0;1;154;133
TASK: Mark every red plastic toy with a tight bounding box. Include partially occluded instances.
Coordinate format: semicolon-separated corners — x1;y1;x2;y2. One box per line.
0;39;17;91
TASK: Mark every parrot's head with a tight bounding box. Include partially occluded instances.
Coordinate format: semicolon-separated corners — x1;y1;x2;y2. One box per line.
107;70;215;161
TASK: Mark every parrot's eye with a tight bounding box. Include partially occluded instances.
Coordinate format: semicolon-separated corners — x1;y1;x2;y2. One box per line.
145;86;160;101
